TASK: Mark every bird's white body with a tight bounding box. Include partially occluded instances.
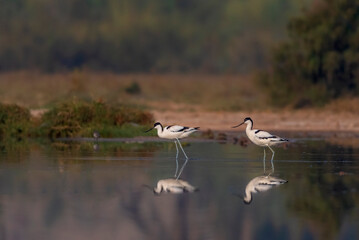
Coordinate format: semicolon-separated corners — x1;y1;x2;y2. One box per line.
244;122;287;147
153;178;198;194
154;124;199;140
243;175;288;204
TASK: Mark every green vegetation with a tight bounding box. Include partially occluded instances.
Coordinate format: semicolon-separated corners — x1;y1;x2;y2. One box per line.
0;0;310;73
0;100;154;139
260;0;359;107
0;103;31;138
39;100;154;138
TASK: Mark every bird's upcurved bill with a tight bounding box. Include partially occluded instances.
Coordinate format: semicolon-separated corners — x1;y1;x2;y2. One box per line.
232;122;244;128
144;127;154;133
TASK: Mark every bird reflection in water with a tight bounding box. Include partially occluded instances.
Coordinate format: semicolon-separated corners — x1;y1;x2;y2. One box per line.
152;178;198;195
239;175;288;204
144;178;198;195
93;143;100;151
145;156;198;195
236;160;288;204
93;131;100;151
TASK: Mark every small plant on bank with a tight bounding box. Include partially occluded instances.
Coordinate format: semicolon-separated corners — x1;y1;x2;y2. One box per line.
125;82;141;95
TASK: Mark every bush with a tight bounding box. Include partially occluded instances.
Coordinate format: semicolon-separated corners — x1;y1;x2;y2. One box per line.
40;100;154;138
125;82;141;95
0;103;31;138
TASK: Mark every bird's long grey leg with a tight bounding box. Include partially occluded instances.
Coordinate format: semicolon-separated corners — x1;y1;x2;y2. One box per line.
174;140;179;159
176;138;189;159
263;148;266;174
174;140;179;178
268;145;275;173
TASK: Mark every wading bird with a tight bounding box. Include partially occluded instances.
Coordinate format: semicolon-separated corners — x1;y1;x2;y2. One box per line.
93;131;100;141
232;117;288;164
145;122;199;178
145;122;199;158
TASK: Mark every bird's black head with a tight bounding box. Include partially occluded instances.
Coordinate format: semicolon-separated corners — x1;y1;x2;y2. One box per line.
243;117;252;123
232;117;253;129
154;122;162;127
145;122;163;133
153;122;163;131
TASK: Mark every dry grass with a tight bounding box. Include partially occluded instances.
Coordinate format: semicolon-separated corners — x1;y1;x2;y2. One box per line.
0;70;263;111
323;97;359;114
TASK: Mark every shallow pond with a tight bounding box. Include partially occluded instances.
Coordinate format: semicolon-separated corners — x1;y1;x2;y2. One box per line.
0;135;358;240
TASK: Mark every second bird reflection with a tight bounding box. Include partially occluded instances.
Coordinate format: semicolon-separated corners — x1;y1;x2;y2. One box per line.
152;178;198;195
146;154;198;195
235;159;288;204
239;175;288;204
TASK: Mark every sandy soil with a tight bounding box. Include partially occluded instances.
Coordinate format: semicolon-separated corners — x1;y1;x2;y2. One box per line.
152;109;359;133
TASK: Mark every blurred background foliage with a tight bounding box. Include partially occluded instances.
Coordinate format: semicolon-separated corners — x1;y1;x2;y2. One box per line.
260;0;359;107
0;0;310;73
0;0;358;108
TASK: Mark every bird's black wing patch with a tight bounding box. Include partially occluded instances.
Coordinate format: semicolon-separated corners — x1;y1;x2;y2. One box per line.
175;126;189;132
259;135;278;140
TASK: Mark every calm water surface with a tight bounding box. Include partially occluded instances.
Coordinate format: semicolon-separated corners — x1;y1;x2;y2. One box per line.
0;136;358;240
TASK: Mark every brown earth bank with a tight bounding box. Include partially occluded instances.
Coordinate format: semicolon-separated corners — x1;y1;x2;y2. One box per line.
152;109;359;133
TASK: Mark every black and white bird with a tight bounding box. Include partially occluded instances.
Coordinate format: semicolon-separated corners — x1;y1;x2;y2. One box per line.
145;122;199;160
232;117;288;161
239;175;288;204
151;178;198;195
93;131;100;141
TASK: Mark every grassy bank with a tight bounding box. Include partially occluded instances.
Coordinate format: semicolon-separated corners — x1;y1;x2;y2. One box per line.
0;100;154;139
